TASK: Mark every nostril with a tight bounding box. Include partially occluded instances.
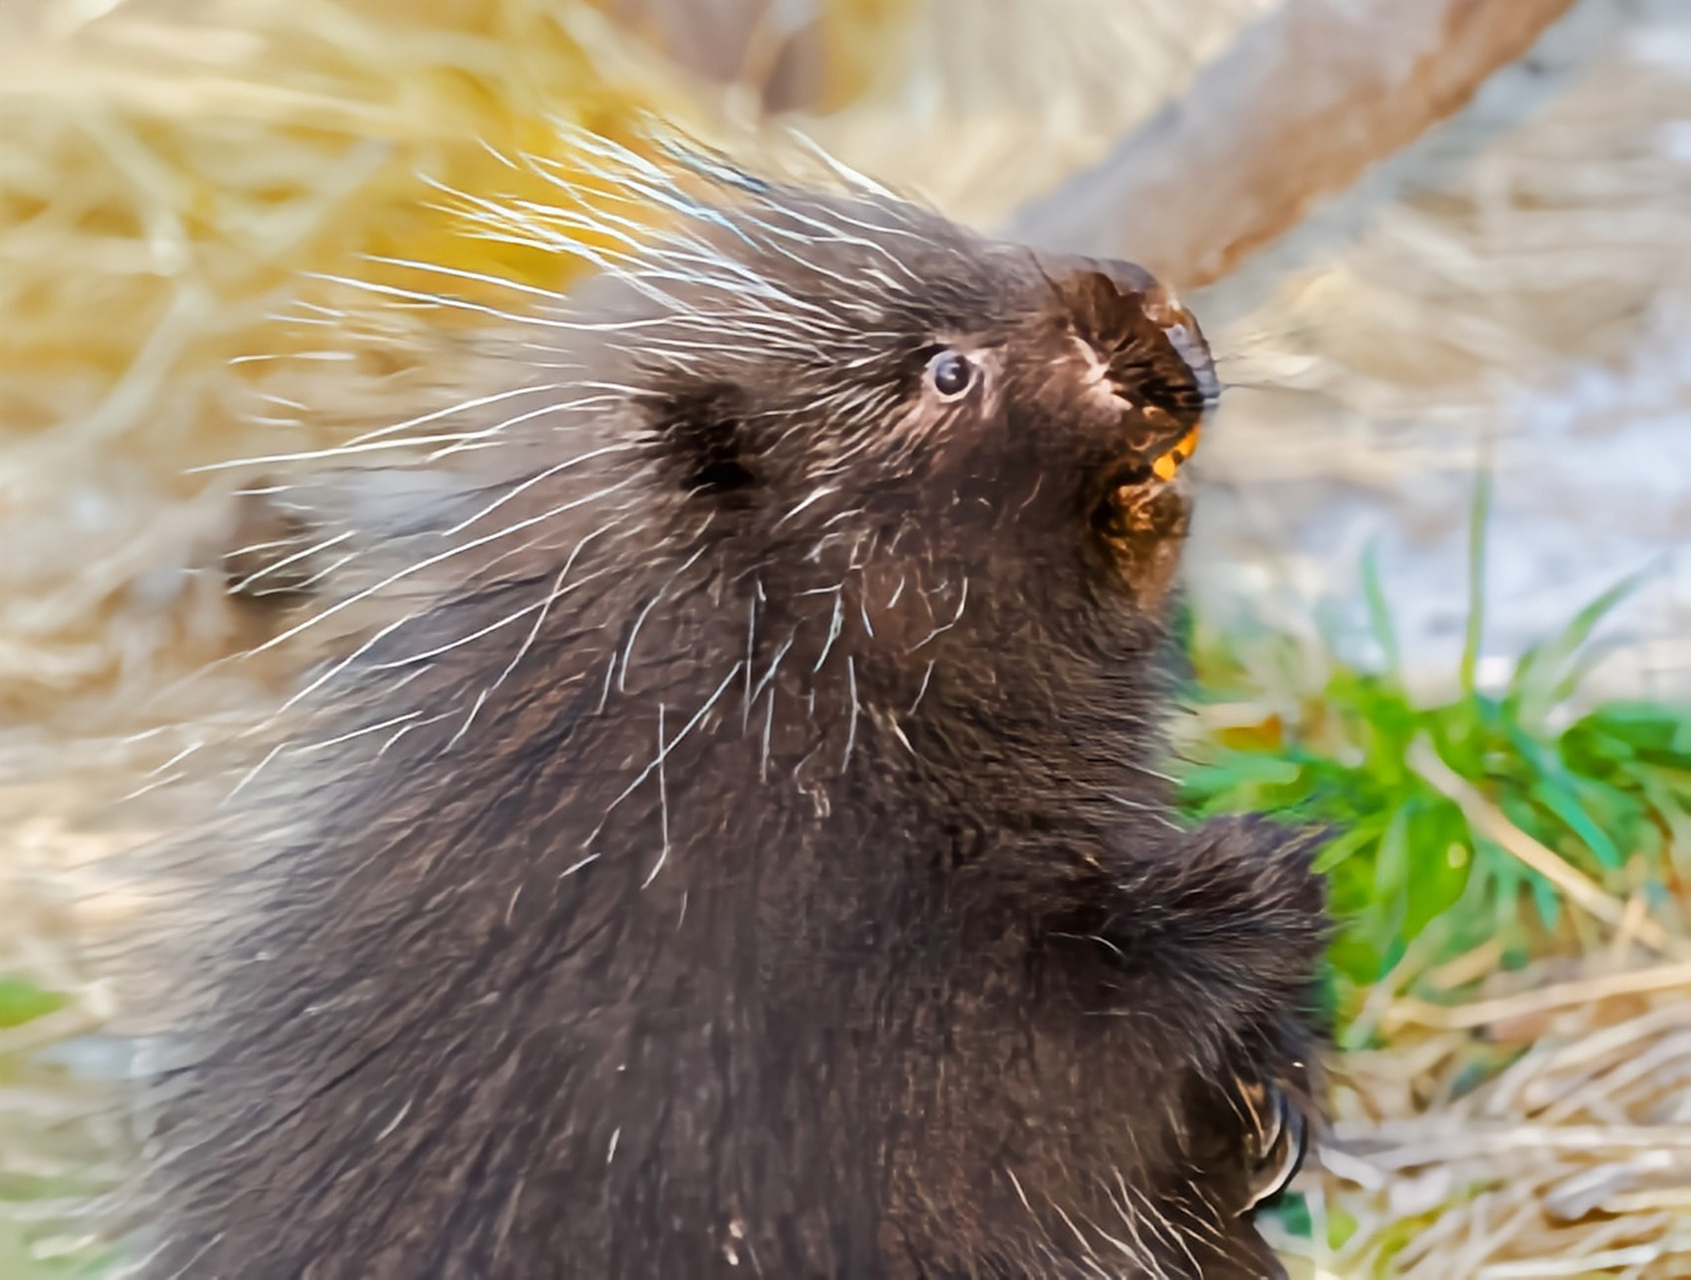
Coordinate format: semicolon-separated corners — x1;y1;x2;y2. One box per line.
1160;318;1220;411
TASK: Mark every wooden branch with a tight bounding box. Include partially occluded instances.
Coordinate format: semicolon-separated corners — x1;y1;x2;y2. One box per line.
1009;0;1578;290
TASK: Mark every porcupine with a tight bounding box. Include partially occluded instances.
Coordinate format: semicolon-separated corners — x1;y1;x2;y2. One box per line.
139;140;1329;1279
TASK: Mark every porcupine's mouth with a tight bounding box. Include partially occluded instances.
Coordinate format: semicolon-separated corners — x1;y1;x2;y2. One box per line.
1095;441;1194;540
1096;418;1198;537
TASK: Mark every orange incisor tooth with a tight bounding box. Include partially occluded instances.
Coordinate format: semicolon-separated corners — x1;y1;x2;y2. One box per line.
1151;424;1201;482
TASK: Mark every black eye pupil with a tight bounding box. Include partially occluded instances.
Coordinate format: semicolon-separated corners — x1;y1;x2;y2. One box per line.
929;351;973;398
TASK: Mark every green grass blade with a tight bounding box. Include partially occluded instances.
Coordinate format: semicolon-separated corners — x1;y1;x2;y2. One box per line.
1459;467;1493;698
1361;539;1400;676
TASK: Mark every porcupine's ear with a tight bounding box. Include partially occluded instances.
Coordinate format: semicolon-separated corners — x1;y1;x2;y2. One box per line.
646;380;759;498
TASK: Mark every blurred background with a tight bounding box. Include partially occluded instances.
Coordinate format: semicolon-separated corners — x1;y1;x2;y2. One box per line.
2;0;1689;1274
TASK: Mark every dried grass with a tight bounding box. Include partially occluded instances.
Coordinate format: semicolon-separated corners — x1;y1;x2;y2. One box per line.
1273;942;1691;1278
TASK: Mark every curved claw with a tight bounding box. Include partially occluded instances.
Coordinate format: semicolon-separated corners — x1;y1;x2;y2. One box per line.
1239;1076;1309;1212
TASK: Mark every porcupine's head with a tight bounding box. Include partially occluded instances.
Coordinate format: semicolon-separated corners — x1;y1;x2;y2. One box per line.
614;162;1215;632
651;171;1211;822
234;141;1222;836
449;146;1220;831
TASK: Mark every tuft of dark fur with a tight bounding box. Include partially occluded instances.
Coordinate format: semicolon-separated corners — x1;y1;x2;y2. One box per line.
142;143;1329;1279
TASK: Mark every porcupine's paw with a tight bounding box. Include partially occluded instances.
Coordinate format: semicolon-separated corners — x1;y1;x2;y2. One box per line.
1174;817;1326;1272
1088;814;1327;1262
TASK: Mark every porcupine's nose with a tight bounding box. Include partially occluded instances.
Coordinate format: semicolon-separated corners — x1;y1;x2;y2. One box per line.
1042;253;1217;482
1052;256;1219;396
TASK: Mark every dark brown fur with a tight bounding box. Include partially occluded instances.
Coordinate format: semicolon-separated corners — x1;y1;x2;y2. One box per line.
141;159;1327;1278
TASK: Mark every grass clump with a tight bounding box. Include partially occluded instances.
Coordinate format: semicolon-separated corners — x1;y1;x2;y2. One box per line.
1177;478;1691;1027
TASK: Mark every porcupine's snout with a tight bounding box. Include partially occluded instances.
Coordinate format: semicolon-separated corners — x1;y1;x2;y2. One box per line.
1040;253;1216;492
1033;254;1214;611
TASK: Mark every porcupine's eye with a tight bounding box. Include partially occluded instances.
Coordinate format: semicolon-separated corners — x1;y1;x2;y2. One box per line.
926;350;974;400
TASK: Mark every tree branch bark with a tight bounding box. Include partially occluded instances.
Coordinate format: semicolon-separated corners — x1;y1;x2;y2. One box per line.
1009;0;1579;290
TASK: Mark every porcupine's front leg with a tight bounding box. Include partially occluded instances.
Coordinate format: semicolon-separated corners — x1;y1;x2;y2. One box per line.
1101;816;1328;1051
1088;816;1329;1276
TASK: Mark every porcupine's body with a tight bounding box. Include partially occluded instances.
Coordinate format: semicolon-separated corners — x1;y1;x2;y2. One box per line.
141;148;1327;1279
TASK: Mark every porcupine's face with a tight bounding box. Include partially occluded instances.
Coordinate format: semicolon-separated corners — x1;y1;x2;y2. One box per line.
635;188;1217;661
893;254;1215;617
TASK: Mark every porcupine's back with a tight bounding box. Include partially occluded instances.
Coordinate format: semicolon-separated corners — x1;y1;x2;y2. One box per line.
135;140;1326;1279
